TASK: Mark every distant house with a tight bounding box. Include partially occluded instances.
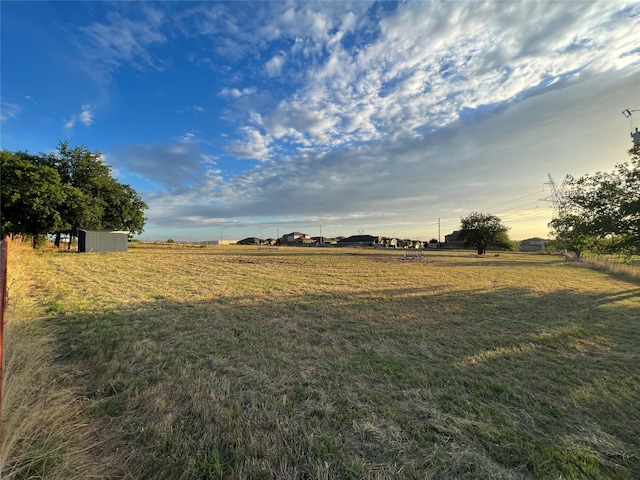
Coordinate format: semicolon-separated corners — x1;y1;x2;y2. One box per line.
78;229;128;253
311;236;337;246
337;235;383;248
281;232;314;245
519;237;548;252
281;232;309;245
237;237;264;245
444;230;465;249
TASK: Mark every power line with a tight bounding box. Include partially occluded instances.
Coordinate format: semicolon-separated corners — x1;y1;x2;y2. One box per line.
483;189;545;212
494;201;543;216
432;187;553;235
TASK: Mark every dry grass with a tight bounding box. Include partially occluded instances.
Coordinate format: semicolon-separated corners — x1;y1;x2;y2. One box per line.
0;241;115;479
2;243;639;479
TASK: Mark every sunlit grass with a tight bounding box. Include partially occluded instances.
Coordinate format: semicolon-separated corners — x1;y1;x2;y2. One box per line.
2;243;639;479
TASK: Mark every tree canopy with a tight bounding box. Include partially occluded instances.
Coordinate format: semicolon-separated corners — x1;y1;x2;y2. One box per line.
549;150;639;258
459;212;514;255
1;151;66;247
1;142;148;247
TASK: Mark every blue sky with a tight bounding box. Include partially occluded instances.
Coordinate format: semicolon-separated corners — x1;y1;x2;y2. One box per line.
2;1;639;242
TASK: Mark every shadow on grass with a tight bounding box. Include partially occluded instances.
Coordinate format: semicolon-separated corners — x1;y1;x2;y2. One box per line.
40;276;640;480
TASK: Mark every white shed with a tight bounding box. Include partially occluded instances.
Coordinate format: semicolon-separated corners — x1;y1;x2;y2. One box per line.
519;237;548;252
78;229;129;253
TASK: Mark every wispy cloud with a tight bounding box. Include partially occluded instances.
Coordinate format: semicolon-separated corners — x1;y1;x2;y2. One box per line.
76;6;167;78
0;102;20;122
115;136;222;194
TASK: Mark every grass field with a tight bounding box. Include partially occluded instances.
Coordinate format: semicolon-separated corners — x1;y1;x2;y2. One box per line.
2;242;639;479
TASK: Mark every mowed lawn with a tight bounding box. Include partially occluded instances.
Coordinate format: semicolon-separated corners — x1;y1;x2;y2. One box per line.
2;243;640;479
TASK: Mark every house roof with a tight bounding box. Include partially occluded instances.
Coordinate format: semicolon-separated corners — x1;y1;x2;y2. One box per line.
338;235;380;243
238;237;263;242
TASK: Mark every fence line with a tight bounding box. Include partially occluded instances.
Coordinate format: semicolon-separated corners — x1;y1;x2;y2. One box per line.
577;253;640;280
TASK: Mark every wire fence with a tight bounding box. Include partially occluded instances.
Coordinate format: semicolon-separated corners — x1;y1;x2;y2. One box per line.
571;252;640;281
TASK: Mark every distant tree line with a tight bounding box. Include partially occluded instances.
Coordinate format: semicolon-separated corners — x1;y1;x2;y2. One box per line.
1;142;148;248
549;149;639;259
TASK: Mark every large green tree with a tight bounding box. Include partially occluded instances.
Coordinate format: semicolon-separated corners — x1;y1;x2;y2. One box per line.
1;150;66;247
549;150;640;257
33;142;148;246
459;212;513;255
101;182;147;234
548;214;597;259
2;142;148;248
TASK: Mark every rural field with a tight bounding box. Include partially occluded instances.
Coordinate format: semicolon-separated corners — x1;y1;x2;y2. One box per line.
1;242;639;479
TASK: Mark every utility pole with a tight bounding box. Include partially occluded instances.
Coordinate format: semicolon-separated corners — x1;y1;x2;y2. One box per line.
438;218;441;248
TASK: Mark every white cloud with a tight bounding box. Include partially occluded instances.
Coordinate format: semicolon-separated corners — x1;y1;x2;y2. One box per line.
64;105;94;129
265;54;286;77
79;105;93;125
226;127;272;161
218;87;257;98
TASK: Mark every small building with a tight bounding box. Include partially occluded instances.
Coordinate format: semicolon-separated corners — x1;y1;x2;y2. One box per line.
519;237;548;252
444;230;465;249
78;229;129;253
